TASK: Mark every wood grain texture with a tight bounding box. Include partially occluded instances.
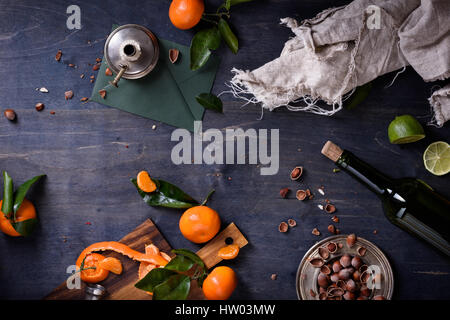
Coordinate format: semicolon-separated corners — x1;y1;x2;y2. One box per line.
197;223;248;269
0;0;449;300
44;219;172;300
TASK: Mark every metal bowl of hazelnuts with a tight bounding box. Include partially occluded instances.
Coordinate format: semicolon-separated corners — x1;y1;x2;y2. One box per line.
296;234;394;300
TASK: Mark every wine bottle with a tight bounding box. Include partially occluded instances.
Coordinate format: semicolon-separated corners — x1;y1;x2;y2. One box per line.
321;141;450;256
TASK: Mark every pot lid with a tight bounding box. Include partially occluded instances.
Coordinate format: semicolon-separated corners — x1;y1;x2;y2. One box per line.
104;24;159;80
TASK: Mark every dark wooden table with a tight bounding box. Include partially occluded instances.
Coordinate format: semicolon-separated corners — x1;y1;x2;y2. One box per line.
0;0;449;300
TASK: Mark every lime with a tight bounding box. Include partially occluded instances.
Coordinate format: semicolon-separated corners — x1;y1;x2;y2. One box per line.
388;115;425;144
423;141;450;176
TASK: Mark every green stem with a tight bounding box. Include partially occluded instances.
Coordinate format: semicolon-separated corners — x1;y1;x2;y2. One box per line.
201;17;218;25
201;189;215;206
203;12;230;18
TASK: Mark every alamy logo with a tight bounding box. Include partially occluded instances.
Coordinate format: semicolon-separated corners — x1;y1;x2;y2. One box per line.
366;5;381;30
66;5;81;30
171;121;279;175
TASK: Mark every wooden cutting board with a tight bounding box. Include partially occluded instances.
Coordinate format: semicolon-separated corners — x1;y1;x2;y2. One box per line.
44;219;247;300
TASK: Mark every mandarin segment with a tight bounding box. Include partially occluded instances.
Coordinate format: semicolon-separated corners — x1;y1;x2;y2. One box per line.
137;171;157;193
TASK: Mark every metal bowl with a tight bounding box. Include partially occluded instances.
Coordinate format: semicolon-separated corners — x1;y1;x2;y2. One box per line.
296;235;394;300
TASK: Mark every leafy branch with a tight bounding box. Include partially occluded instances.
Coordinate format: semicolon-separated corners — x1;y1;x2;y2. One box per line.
190;0;254;70
135;249;207;300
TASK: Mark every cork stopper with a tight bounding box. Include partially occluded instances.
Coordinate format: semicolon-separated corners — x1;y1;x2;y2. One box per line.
321;141;343;162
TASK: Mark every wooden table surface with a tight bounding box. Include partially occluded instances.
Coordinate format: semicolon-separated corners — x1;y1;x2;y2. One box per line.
0;0;449;300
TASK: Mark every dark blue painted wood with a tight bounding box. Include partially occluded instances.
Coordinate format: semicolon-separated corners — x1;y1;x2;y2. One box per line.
0;0;449;300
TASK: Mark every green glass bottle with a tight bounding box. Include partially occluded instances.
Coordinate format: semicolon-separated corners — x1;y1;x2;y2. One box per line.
322;141;450;256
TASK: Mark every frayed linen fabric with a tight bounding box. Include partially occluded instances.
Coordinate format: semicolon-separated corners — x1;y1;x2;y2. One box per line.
229;0;450;124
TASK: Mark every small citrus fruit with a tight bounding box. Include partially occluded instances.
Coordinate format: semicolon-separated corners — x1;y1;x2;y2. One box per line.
99;257;123;275
179;205;220;243
202;266;237;300
169;0;204;30
218;244;240;260
388;114;425;144
0;198;36;237
137;170;157;193
423;141;450;176
76;253;110;283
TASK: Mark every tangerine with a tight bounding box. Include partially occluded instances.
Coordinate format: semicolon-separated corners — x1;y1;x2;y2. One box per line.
169;0;204;30
76;253;110;283
179;205;220;243
202;266;237;300
0;199;36;237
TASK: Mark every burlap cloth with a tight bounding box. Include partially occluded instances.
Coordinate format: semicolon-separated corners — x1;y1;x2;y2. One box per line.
230;0;450;126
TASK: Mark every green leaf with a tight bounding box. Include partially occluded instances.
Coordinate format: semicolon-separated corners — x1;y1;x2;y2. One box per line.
172;249;206;270
131;178;198;209
218;18;238;54
190;27;221;71
196;93;223;112
230;0;254;6
11;218;38;237
13;175;46;214
165;255;195;272
135;268;176;292
153;274;191;300
217;0;231;12
344;82;372;110
2;171;13;216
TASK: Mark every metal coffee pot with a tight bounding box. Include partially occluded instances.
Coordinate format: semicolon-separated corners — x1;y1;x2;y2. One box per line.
104;24;159;87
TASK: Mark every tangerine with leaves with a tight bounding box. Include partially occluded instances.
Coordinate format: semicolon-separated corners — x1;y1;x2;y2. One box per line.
169;0;205;30
0;199;36;237
179;205;220;243
202;266;237;300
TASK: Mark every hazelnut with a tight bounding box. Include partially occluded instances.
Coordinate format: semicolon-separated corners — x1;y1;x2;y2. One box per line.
332;260;342;273
346;279;357;292
317;273;329;288
346;234;357;247
340;254;352;268
35;103;45;111
279;187;290;198
4;109;16;121
351;256;363;269
330;273;340;283
338;268;352;281
290;166;303;180
343;291;356;300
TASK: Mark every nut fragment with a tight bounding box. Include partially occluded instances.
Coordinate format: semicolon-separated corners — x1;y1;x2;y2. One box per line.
346;234;357;247
4;109;16;121
290;166;303;180
309;289;316;298
311;228;320;236
105;68;113;76
80;97;89;102
39;87;49;93
305;189;314;200
278;222;288;233
324;204;336;213
309;257;325;268
331;215;339;223
92;63;100;71
317;273;329;288
357;246;367;256
318;247;329;260
317;187;325;196
270;273;277;280
296;190;307;200
279;187;290;198
287;219;296;227
55;49;62;61
327;224;336;234
99;89;107;99
327;242;338;253
320;265;331;275
318;292;328;300
65;90;74;100
328;287;344;297
95;57;102;63
169;48;180;64
35;103;45;111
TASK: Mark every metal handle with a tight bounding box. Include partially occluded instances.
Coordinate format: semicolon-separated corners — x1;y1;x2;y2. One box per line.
109;64;128;88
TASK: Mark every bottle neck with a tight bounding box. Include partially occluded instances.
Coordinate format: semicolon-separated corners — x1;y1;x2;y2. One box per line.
336;151;393;195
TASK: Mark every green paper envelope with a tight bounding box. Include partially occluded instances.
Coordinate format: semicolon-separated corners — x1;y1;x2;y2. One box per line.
91;38;220;132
